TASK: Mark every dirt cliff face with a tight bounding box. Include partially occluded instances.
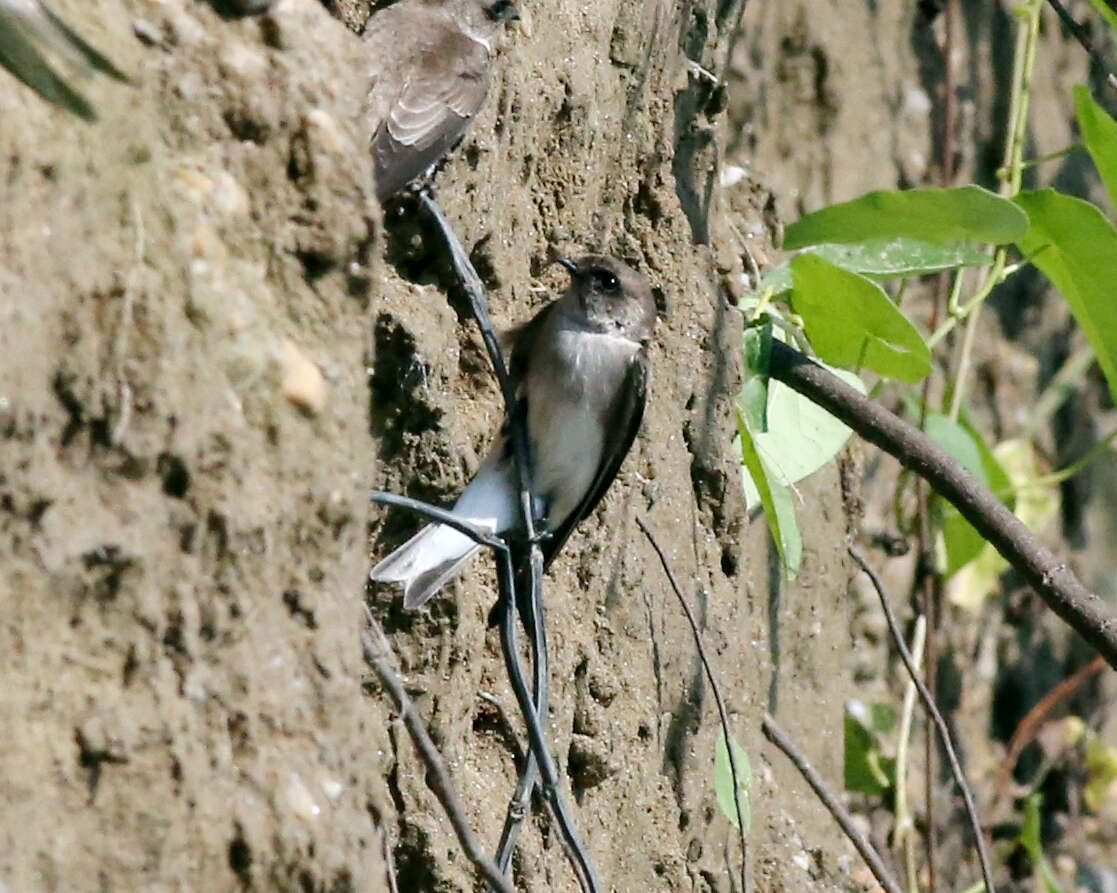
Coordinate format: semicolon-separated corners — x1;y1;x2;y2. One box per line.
0;0;868;890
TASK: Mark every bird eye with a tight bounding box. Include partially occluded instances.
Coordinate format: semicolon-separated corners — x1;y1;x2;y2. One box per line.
486;0;516;20
593;270;620;293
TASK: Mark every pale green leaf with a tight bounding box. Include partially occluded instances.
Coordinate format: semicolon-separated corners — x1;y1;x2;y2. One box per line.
740;367;865;510
1085;733;1117;812
715;733;752;832
740;324;773;432
924;414;1014;578
1074;85;1117;212
844;707;895;796
1016;189;1117;402
785;185;1028;249
790;254;931;382
737;409;802;577
758;238;991;293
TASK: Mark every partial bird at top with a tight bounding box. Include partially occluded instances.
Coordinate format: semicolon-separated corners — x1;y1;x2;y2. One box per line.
362;0;519;202
0;0;128;122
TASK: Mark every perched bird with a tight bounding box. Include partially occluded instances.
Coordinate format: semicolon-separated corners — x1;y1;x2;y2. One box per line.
362;0;519;202
372;255;657;608
0;0;127;122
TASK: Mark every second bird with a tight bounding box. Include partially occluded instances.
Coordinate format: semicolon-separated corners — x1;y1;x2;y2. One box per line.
371;255;657;608
363;0;519;202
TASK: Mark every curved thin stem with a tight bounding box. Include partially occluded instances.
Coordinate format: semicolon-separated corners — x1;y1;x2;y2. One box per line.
416;192;596;890
849;548;997;893
637;516;748;892
361;613;517;893
496;554;601;893
370;490;508;552
762;715;904;893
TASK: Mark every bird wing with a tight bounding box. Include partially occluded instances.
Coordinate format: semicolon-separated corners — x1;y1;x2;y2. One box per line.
540;349;648;569
35;1;128;81
367;24;491;199
0;12;92;120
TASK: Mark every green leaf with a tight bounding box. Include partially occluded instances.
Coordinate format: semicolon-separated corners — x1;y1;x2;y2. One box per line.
962;416;1014;503
740;365;865;510
1016;189;1117;401
1074;85;1117;212
924;414;1015;577
947;439;1053;609
1018;794;1065;893
737;408;802;577
940;508;987;577
844;707;895;796
758;239;991;294
924;414;987;481
784;186;1029;249
790;254;932;382
1084;0;1117;34
847;699;897;735
715;733;752;832
1084;732;1117;812
740;324;773;432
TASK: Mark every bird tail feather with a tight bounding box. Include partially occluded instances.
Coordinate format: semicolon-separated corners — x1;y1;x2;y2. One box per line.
370;523;483;610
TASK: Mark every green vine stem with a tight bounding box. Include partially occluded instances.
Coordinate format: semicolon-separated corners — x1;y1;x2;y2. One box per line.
892;615;927;893
945;0;1043;422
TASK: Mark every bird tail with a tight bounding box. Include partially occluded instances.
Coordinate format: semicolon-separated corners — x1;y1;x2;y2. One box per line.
370;522;484;610
372;442;520;609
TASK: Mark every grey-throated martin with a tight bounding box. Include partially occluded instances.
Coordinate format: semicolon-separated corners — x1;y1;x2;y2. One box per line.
362;0;518;202
371;255;656;608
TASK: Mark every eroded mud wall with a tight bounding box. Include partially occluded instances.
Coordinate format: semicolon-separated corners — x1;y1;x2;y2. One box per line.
0;0;894;890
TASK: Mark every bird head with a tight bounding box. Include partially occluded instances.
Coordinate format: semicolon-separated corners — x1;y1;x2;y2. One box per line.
554;255;657;345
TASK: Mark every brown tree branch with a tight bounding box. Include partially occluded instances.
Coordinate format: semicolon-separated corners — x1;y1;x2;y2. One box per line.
992;653;1107;806
766;340;1117;670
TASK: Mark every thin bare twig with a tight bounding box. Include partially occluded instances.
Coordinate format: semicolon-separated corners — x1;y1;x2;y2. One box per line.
637;516;747;893
381;827;400;893
761;714;904;893
849;547;996;893
494;543;600;892
360;612;517;893
766;340;1117;669
992;654;1108;807
371;490;509;551
1044;0;1117;86
492;590;545;880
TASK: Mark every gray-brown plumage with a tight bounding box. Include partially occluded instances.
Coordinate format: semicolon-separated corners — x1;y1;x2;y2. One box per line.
362;0;518;201
0;0;127;122
371;255;657;608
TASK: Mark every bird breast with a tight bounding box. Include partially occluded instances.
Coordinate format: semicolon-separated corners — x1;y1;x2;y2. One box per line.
526;326;639;526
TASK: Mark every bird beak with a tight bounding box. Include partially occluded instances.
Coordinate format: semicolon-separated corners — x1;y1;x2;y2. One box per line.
554;256;579;275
